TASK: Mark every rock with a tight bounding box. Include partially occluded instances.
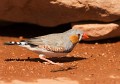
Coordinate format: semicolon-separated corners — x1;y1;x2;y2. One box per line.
0;0;120;26
72;21;120;40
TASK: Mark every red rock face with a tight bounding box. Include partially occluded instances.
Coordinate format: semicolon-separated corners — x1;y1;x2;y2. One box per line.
72;21;120;40
0;0;120;27
0;0;120;40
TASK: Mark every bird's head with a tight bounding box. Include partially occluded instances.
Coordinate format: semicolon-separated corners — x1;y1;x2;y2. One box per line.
66;29;89;44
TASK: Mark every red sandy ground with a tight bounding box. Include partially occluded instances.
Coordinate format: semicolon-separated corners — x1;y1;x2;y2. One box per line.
0;23;120;84
0;37;120;84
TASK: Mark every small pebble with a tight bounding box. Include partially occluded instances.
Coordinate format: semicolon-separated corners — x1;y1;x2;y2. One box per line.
95;42;98;45
84;77;91;80
91;46;95;49
22;69;25;71
19;36;23;40
101;53;105;56
84;52;88;55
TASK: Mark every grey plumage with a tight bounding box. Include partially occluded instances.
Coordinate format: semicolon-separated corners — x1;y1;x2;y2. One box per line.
27;29;83;52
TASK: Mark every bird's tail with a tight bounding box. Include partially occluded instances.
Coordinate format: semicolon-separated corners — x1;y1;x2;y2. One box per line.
4;40;28;45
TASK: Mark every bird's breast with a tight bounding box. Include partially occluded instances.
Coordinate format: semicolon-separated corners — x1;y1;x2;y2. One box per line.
34;50;67;58
20;45;67;58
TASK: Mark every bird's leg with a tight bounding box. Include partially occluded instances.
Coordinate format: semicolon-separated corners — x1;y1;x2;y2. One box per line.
39;54;63;66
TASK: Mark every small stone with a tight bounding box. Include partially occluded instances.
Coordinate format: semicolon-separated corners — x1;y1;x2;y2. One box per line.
101;53;105;56
22;69;25;71
93;58;96;60
19;36;23;40
84;52;88;55
84;77;91;80
70;72;74;74
30;71;34;73
89;74;94;77
91;46;95;49
109;75;120;79
95;43;98;45
108;59;113;62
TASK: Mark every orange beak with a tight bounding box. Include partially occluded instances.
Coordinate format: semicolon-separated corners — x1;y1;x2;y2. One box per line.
82;33;89;39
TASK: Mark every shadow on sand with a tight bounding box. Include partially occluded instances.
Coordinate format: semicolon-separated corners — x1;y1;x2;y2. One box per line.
5;56;86;63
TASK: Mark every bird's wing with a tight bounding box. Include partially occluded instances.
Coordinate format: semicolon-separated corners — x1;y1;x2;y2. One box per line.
27;33;69;52
28;33;64;45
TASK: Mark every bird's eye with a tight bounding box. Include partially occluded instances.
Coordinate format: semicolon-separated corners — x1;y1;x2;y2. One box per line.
77;34;80;37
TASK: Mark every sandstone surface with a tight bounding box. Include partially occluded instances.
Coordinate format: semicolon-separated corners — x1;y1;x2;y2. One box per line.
0;0;120;26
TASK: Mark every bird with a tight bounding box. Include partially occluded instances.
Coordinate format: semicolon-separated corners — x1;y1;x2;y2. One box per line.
4;29;89;66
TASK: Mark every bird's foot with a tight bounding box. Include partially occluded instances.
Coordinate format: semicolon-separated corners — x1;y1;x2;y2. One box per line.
39;54;63;66
43;62;51;65
43;62;63;66
52;62;64;66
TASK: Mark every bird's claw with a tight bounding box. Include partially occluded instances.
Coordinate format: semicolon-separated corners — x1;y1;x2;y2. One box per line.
43;62;51;65
43;62;63;66
54;63;64;66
